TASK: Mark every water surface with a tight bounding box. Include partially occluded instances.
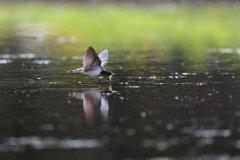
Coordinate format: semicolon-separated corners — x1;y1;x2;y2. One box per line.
1;33;240;160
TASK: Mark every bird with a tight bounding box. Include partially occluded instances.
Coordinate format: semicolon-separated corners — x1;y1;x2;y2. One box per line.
69;46;113;80
69;87;112;126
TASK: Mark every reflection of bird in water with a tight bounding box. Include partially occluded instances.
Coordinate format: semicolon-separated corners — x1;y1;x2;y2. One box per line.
68;46;113;80
69;87;112;126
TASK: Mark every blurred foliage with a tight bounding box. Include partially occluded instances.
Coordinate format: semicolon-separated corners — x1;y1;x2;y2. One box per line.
0;2;240;59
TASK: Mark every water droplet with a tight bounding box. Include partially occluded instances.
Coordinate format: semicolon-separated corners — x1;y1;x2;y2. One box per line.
166;123;174;130
126;129;136;136
141;112;147;117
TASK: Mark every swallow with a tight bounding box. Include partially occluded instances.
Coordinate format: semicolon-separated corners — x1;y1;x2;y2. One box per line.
69;87;112;126
69;46;113;80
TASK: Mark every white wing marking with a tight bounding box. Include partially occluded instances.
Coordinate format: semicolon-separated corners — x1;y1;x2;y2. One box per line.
98;50;109;69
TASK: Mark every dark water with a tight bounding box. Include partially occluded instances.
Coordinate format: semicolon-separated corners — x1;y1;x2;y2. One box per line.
1;33;240;160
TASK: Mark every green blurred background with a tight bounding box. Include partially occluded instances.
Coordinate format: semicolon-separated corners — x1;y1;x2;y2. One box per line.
1;0;240;59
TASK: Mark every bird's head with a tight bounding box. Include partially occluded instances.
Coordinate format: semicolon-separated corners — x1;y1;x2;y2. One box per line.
100;70;113;80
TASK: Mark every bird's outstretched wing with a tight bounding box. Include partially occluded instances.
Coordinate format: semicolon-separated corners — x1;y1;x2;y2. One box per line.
83;47;101;72
98;50;109;69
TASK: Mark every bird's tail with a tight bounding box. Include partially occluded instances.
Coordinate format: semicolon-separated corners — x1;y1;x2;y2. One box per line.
68;68;83;73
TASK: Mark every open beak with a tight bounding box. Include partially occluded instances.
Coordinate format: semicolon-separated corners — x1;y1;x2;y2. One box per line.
108;75;112;80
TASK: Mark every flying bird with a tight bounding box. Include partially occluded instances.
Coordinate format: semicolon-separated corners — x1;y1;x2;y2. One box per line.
69;46;113;80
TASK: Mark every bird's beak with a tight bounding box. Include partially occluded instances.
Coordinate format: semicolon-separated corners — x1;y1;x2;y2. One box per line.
108;75;112;80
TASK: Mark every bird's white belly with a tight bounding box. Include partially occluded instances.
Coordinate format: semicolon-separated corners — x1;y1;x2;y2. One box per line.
84;68;101;76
